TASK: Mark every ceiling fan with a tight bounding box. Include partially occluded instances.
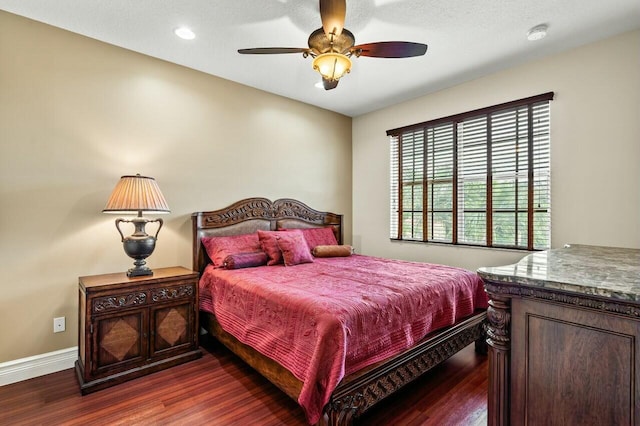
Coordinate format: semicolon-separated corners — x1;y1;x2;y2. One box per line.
238;0;428;90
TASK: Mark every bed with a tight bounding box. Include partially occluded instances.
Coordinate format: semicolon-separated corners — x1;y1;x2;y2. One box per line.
192;197;488;425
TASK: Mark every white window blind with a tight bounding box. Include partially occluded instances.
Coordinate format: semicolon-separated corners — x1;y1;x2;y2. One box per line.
458;116;487;245
426;124;454;242
388;92;553;250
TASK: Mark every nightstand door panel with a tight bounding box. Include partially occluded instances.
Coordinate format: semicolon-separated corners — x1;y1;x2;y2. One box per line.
150;301;194;358
92;308;149;376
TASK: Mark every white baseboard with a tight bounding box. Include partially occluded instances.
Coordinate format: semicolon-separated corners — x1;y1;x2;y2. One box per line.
0;347;77;386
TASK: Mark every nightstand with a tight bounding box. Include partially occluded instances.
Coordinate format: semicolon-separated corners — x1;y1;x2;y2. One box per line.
75;266;202;394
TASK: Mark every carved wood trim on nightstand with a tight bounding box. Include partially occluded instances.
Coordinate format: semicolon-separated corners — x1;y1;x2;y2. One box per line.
93;292;147;313
150;285;194;302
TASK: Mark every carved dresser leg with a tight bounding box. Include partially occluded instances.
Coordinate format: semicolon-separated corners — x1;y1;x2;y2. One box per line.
485;291;511;426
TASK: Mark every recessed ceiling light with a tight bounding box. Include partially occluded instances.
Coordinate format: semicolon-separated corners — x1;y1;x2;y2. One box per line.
174;27;196;40
527;24;548;41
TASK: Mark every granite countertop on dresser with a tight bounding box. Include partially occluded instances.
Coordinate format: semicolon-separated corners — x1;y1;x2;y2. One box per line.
477;244;640;303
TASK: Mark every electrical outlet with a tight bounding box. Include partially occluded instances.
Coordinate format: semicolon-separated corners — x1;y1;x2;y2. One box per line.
53;316;65;333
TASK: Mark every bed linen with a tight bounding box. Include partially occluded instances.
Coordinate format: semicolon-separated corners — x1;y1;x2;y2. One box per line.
199;254;488;424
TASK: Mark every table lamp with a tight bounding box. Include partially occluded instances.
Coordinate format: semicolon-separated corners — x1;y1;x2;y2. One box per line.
103;174;170;277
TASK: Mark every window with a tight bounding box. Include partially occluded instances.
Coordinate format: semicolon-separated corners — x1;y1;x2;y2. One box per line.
388;92;553;250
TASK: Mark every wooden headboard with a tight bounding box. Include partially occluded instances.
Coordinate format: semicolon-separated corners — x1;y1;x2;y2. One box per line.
191;197;343;273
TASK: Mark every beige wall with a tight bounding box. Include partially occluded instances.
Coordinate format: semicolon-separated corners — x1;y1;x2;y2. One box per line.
353;30;640;271
0;11;352;362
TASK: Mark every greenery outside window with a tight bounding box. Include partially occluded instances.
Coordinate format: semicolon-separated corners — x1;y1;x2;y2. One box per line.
388;92;553;250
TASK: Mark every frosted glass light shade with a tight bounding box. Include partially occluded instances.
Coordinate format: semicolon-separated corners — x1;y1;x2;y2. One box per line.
312;53;352;81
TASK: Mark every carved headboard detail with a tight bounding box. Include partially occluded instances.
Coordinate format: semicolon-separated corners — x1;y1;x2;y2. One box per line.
192;197;343;273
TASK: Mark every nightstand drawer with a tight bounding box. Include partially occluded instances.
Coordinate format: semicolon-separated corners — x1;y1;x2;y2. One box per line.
92;291;148;313
149;283;196;303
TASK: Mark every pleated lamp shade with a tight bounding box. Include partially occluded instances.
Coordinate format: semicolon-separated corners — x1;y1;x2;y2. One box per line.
103;174;170;214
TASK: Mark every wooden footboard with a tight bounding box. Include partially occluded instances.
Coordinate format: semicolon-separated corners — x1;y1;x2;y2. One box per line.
322;311;487;425
202;310;487;425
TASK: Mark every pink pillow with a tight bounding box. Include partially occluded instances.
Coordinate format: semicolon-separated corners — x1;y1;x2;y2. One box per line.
257;230;284;265
201;233;262;267
223;252;268;270
279;227;338;250
276;232;314;266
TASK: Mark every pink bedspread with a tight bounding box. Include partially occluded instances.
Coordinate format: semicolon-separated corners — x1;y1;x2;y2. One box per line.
199;255;487;424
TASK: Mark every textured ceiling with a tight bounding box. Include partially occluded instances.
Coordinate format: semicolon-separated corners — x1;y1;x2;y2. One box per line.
1;0;639;117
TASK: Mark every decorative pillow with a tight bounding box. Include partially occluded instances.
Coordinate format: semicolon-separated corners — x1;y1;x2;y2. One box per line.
201;233;262;268
276;232;314;266
257;230;285;265
223;252;269;270
279;226;338;250
312;245;353;258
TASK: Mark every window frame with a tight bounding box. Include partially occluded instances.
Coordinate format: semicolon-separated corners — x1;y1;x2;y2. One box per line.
387;92;554;251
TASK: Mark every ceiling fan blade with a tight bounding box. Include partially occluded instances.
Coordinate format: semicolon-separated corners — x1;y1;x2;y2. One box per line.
352;42;428;58
238;48;310;55
320;0;346;37
322;78;339;90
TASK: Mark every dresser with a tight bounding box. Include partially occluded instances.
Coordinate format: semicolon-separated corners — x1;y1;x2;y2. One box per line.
478;245;640;425
75;266;202;394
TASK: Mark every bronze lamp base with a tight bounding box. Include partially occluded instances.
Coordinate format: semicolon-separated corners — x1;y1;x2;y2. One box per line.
115;214;164;277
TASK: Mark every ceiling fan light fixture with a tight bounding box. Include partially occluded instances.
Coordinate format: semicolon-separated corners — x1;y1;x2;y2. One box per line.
238;2;428;90
312;52;352;81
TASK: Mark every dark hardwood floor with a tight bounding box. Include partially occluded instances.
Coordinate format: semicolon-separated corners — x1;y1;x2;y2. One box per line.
0;338;488;425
